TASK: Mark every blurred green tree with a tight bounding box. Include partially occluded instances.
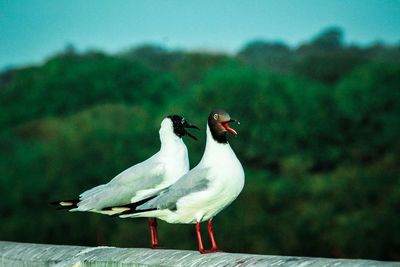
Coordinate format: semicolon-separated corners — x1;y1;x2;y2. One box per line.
238;41;293;73
1;29;400;260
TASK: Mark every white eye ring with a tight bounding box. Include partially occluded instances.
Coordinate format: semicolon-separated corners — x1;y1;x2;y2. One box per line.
213;114;218;120
181;118;185;124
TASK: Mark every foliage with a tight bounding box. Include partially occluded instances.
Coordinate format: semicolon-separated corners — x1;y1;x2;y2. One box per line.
238;41;293;73
0;51;180;128
119;44;184;72
1;27;399;260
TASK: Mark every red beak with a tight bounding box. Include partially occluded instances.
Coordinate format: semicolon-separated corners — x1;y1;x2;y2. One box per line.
220;119;238;135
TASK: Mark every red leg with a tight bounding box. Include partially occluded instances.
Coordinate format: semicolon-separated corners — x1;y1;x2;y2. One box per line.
196;221;222;254
148;218;162;249
207;220;222;252
196;221;205;253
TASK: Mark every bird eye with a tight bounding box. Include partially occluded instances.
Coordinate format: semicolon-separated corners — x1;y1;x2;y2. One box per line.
213;114;218;120
181;118;185;124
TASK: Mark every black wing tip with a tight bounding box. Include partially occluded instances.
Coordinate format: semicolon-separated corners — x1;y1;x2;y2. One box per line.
104;202;142;217
111;208;158;217
102;195;158;217
50;199;79;210
111;212;124;218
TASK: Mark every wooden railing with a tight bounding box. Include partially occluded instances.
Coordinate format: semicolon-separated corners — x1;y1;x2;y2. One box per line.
0;241;398;266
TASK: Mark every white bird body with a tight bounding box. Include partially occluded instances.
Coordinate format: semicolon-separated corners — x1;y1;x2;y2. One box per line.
70;118;190;213
123;123;245;224
100;109;243;253
52;114;199;249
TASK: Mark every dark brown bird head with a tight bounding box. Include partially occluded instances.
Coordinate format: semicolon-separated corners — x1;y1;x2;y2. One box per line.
207;110;239;144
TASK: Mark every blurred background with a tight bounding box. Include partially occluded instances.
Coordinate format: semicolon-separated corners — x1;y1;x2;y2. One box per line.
1;0;400;261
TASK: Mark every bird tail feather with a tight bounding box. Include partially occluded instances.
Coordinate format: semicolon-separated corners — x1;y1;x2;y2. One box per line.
50;199;79;210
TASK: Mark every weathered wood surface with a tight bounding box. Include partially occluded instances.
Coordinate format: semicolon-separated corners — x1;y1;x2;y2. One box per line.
0;241;399;267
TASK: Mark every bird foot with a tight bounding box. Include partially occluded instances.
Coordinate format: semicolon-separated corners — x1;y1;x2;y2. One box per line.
151;245;165;249
199;248;223;254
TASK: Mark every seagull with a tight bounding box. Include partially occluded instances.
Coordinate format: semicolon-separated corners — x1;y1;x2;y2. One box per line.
112;110;244;253
51;115;199;249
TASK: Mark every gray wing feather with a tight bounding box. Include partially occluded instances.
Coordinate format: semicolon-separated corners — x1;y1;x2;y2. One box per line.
137;167;210;211
76;159;165;211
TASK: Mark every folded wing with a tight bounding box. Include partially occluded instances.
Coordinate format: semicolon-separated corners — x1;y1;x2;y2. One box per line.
73;158;166;212
116;167;210;217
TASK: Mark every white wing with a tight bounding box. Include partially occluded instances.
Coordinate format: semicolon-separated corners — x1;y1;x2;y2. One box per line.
74;154;167;211
137;167;210;211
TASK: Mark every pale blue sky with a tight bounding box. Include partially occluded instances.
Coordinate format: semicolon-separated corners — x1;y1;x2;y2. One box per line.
1;0;400;69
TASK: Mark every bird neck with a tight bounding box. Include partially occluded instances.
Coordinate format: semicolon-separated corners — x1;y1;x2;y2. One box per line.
159;122;185;153
199;124;233;166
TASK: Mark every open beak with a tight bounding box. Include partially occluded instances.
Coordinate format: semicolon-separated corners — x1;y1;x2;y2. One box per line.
185;123;200;140
220;119;239;135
